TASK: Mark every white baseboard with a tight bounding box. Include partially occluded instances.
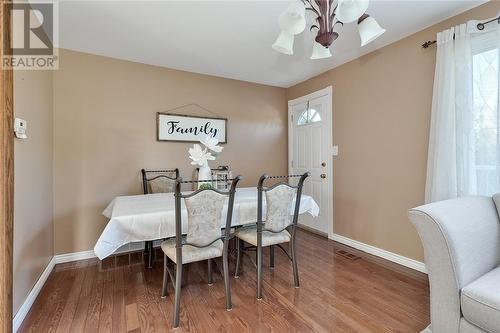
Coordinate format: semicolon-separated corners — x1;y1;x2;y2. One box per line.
54;249;96;264
53;241;162;264
329;233;426;274
13;257;55;332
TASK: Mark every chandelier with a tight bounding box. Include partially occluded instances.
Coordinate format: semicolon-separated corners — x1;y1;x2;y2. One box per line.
272;0;386;59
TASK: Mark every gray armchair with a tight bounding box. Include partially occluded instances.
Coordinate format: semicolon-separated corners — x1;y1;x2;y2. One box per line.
409;195;500;333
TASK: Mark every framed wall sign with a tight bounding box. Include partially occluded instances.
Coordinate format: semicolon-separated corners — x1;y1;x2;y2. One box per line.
157;113;227;143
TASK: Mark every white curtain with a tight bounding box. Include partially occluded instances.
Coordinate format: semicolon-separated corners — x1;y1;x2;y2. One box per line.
425;19;500;202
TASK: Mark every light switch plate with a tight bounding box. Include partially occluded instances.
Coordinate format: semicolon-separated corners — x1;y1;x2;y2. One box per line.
332;145;338;156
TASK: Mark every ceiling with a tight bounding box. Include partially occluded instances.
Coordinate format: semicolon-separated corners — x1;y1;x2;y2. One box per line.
58;0;487;88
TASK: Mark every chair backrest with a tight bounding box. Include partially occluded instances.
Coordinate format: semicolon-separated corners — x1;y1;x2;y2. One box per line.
174;176;243;249
257;173;309;233
141;168;179;194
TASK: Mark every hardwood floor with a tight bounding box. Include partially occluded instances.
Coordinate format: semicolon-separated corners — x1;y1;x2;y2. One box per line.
19;230;430;332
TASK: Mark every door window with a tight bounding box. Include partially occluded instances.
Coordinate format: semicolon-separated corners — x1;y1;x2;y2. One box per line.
297;108;321;126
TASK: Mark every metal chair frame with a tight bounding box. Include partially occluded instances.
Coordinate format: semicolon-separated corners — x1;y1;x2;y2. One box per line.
234;173;309;300
161;176;242;328
140;168;179;268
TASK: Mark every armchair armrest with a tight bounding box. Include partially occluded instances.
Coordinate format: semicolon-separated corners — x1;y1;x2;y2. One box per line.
409;196;500;333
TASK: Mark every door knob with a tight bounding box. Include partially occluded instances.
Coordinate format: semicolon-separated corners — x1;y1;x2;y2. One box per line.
320;174;326;179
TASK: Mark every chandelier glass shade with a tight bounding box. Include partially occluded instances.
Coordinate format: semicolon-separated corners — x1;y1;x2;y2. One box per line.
272;31;295;55
358;14;386;46
272;0;385;59
311;42;332;59
278;2;307;34
335;0;369;23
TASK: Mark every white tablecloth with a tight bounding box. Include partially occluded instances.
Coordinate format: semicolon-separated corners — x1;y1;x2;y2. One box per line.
94;187;319;259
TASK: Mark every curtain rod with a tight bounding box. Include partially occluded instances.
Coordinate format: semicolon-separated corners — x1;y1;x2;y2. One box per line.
421;15;500;49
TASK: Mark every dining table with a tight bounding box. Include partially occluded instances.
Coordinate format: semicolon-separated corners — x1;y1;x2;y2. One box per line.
94;187;320;260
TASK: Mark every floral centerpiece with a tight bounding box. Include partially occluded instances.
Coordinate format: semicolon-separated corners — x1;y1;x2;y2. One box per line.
188;136;224;189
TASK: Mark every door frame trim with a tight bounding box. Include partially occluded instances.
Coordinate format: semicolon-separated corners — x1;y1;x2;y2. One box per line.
288;86;333;238
0;1;14;331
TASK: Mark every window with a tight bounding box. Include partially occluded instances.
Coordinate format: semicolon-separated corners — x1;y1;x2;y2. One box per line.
297;108;321;126
472;30;499;196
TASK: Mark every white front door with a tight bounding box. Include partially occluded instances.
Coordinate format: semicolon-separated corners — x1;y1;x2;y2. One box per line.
288;87;332;236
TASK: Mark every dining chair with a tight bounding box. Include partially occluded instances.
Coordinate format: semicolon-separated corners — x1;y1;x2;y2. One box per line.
141;168;179;268
234;172;309;300
141;168;179;194
160;175;242;328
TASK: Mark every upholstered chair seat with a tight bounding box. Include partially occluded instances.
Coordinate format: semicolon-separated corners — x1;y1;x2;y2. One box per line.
235;227;291;247
460;267;500;332
161;239;223;264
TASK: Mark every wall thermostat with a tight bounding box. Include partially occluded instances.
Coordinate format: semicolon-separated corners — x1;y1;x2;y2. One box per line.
14;118;27;139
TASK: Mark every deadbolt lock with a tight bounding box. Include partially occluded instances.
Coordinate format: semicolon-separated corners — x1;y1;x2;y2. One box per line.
321;162;326;167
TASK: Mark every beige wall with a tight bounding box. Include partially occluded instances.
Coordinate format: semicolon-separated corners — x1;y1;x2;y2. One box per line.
30;1;500;262
13;70;54;314
53;49;287;254
287;1;500;261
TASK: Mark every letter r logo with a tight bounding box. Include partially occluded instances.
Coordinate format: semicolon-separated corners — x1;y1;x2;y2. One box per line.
9;3;53;55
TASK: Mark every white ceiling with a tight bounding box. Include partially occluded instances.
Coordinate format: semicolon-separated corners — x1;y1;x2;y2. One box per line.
58;0;487;88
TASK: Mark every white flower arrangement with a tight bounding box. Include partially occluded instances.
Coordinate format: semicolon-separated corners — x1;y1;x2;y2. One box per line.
189;136;224;189
188;144;215;166
188;136;224;167
200;136;223;154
